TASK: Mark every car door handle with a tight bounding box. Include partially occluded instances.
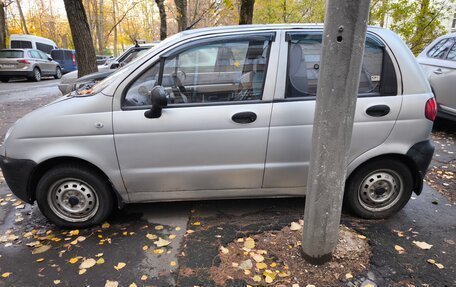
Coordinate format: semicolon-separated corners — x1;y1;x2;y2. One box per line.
366;105;390;117
433;68;443;75
232;111;257;124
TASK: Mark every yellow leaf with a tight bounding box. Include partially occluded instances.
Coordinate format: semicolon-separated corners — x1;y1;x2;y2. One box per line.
70;230;79;236
169;234;177;239
105;281;119;287
141;275;148;281
102;222;110;229
251;253;264;262
69;257;79;264
36;258;45;263
270;262;277;267
114;262;126;271
252;275;261;282
413;241;433;250
129;283;137;287
290;222;302;231
427;259;436;264
170;261;177;266
153;248;164;254
32;245;51;254
220;246;229;254
357;235;367;240
435;263;444;269
146;233;157;240
244;238;255;250
79;269;87;275
95;253;104;257
256;262;267;269
96;258;105;265
192;222;201;226
394;245;405;254
1;272;12;278
53;280;61;285
154;225;164;230
175;227;181;231
142;245;149;251
154;237;171;247
79;258;97;269
345;273;353;279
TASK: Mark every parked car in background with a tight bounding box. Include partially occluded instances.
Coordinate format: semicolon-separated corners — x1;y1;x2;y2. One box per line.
10;34;58;55
58;42;157;94
51;49;77;74
0;25;435;228
0;49;62;82
96;55;111;65
417;33;456;121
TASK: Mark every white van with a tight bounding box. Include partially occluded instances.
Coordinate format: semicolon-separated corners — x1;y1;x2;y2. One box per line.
9;34;58;55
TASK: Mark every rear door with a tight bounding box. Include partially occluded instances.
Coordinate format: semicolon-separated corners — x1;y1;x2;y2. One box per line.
113;32;279;199
263;30;402;189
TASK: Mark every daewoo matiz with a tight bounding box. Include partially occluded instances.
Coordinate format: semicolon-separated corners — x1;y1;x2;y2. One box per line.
0;25;436;228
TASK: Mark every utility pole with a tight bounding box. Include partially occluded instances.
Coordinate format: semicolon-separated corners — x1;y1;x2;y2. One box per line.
302;0;371;264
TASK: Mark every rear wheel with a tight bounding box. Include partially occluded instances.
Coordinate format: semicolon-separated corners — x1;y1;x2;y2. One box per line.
344;159;413;219
0;77;9;83
54;67;62;79
31;67;41;82
36;164;114;229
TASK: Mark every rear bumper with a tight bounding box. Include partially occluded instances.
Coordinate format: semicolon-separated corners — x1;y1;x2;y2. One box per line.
406;140;435;195
0;155;36;203
0;70;34;78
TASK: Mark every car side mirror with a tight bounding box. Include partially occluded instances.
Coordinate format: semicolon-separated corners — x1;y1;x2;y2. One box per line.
144;86;168;119
47;56;53;61
110;61;120;69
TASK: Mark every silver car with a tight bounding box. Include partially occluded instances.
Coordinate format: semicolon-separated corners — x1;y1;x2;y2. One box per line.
0;49;62;82
417;33;456;121
0;25;435;228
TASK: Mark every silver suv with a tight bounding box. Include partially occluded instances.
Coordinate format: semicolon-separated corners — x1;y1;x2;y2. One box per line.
0;25;435;228
0;49;62;82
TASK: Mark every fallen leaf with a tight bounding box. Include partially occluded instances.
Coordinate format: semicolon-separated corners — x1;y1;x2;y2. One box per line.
105;280;118;287
239;259;253;270
175;227;181;231
129;283;137;287
32;245;51;254
290;222;302;231
220;246;229;254
153;248;164;254
244;238;255;250
78;269;86;275
256;262;267;269
154;237;171;247
394;245;405;254
435;263;444;269
95;253;104;257
142;245;148;251
192;222;201;226
69;257;79;264
253;275;261;282
101;223;110;229
169;234;176;239
170;261;177;266
413;241;433;250
36;258;45;263
154;225;164;230
251;253;264;263
141;275;148;281
69;230;79;236
357;235;367;240
1;272;11;278
345;273;353;279
146;234;157;240
114;262;126;271
96;258;105;265
53;280;61;284
79;258;96;269
427;259;436;264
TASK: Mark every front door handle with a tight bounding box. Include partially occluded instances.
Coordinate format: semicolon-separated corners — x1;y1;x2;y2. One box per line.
433;68;443;75
232;111;257;124
366;105;390;117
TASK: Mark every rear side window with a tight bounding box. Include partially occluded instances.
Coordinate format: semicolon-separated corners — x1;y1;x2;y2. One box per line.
0;50;24;58
64;50;73;60
446;44;456;61
11;40;32;49
30;50;41;59
51;50;64;60
36;43;54;54
427;38;455;59
286;33;397;98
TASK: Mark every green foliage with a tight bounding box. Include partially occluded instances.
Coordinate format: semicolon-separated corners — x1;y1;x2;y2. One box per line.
253;0;326;24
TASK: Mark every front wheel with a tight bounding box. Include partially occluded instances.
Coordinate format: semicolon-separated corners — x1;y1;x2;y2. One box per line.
344;159;413;219
31;67;41;82
36;164;114;229
54;67;62;79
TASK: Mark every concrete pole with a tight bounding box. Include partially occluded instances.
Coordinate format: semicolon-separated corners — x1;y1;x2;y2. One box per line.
302;0;371;265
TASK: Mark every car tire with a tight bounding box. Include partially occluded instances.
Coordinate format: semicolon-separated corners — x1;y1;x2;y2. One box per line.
36;164;114;229
31;67;41;82
344;159;413;219
54;67;62;79
0;77;9;83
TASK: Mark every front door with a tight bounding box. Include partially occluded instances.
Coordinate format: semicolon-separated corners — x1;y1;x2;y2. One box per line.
113;33;278;199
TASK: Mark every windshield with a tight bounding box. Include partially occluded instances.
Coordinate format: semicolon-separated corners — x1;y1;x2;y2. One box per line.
0;50;24;58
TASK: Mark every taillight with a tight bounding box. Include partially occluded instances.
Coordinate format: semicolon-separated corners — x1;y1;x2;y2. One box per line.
17;59;30;64
425;97;437;121
72;54;76;66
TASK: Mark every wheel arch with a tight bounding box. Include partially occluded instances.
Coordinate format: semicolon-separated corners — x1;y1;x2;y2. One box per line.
347;153;423;195
29;156;124;208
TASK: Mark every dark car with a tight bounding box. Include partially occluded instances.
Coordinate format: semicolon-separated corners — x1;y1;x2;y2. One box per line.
51;49;77;74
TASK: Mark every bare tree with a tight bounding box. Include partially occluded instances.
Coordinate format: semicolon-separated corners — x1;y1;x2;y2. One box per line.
16;0;28;34
239;0;255;24
97;0;104;54
155;0;167;40
63;0;98;77
0;1;7;49
175;0;187;31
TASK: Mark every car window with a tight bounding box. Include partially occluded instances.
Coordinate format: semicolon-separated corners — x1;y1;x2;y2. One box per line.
51;50;64;60
122;49;149;64
124;37;271;107
427;38;455;59
36;42;54;54
286;33;395;98
30;50;41;59
11;40;32;49
0;50;24;58
446;44;456;61
37;50;49;60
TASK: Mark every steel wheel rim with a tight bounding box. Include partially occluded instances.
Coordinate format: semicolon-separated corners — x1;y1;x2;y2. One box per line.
47;178;99;222
357;169;403;212
35;69;41;81
56;68;61;78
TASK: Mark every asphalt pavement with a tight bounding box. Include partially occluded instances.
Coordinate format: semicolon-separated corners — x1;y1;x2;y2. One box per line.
0;82;454;287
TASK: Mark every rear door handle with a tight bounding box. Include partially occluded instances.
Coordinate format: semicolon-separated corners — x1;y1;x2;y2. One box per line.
433;68;443;75
232;111;257;124
366;105;390;117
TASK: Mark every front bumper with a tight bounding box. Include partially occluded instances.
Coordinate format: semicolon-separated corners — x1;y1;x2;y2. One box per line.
0;155;36;203
406;140;435;195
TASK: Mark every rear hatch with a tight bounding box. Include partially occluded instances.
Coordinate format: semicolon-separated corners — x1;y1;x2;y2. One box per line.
0;50;25;70
51;50;65;67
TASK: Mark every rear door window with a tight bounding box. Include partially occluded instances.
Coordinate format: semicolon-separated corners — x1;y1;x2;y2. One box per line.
427;38;455;59
30;50;41;59
285;32;397;98
11;40;32;49
64;50;73;60
51;50;64;60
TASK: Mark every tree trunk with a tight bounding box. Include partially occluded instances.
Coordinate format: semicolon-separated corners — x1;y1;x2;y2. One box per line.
155;0;167;40
113;0;117;56
93;0;99;51
379;0;388;27
114;0;124;51
239;0;255;24
175;0;187;32
97;0;104;54
0;1;6;49
63;0;98;77
16;0;29;34
282;0;287;23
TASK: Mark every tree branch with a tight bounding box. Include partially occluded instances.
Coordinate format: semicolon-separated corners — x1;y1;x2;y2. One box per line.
104;1;139;45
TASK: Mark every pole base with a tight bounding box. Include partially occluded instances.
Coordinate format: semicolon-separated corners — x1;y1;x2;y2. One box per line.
301;249;333;265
